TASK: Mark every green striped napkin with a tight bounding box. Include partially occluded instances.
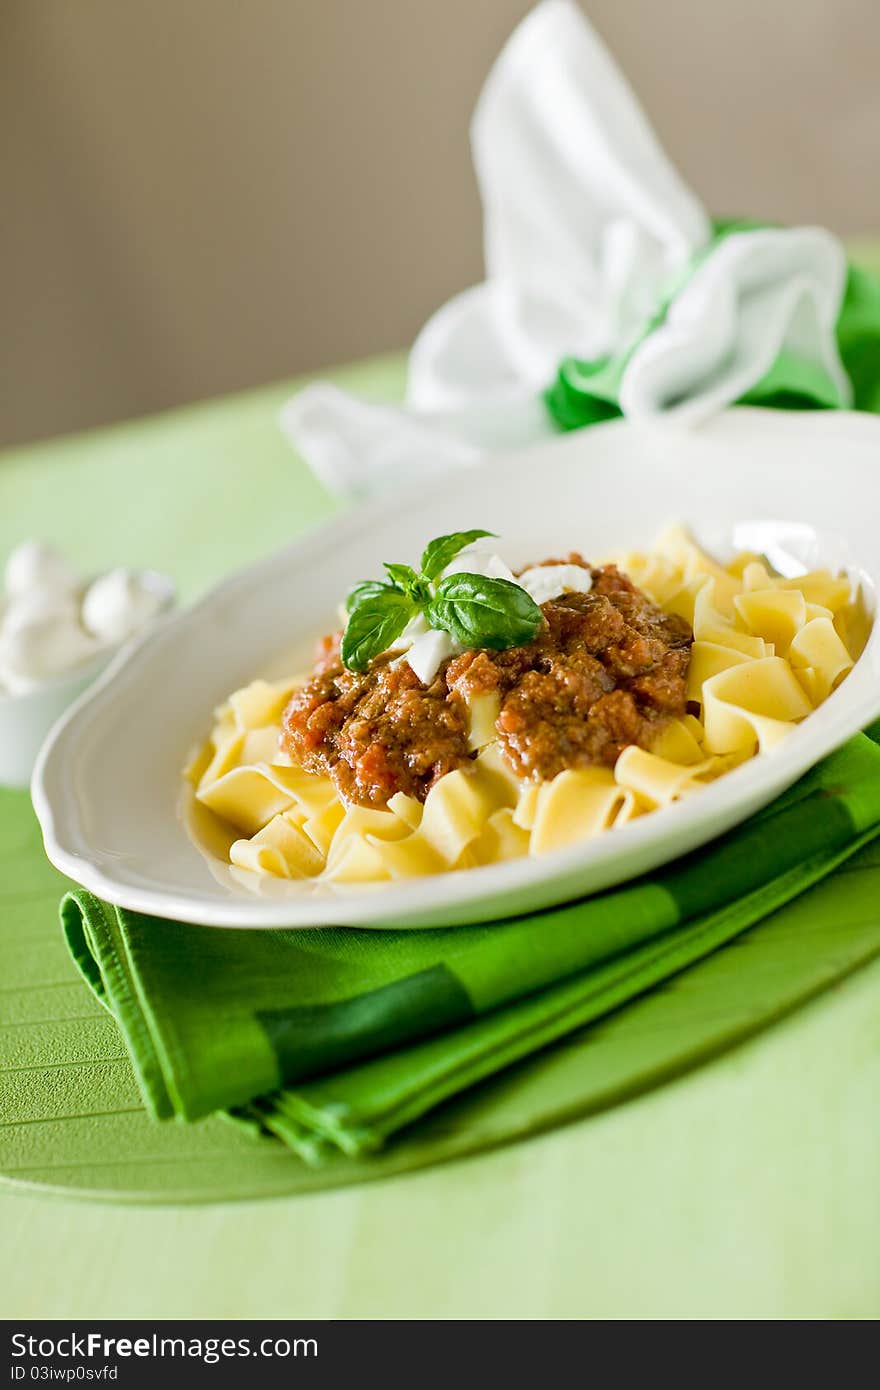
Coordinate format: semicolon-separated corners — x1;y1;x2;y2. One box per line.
62;725;880;1163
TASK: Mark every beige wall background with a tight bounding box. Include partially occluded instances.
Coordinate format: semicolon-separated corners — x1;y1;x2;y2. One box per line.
2;0;878;449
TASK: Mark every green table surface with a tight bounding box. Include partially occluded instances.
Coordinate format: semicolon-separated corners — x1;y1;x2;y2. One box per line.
3;247;880;1318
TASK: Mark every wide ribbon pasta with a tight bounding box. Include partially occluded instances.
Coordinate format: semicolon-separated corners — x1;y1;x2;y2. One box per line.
186;532;864;885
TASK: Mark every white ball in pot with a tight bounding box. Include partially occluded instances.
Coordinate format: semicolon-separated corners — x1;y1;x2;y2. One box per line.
4;541;79;601
81;568;168;645
0;588;79;632
0;608;98;690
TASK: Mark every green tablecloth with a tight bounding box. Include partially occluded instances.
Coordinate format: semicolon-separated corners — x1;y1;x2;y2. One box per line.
3;250;880;1315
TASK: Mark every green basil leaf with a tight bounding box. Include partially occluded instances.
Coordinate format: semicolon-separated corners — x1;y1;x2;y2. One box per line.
383;563;422;596
340;591;416;672
427;573;543;650
419;529;498;583
346;579;399;615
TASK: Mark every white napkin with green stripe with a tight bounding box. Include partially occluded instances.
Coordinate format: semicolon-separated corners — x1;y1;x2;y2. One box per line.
281;0;849;499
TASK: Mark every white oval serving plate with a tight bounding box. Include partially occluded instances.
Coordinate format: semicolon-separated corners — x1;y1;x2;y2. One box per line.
32;408;880;929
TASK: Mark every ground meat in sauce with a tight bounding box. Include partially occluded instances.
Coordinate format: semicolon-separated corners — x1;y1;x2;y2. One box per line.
281;558;692;808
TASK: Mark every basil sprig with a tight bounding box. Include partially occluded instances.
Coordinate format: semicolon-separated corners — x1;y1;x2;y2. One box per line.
340;529;544;672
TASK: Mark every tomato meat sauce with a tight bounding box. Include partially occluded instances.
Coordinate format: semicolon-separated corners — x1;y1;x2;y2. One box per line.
281;559;692;808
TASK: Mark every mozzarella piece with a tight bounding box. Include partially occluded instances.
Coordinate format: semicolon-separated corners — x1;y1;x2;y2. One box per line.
446;552;593;605
390;613;462;685
442;551;518;585
396;612;429;649
405;628;462;685
516;564;593;605
4;540;79;600
81;568;169;644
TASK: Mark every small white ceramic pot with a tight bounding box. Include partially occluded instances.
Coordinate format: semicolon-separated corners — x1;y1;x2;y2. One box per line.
0;653;116;790
0;571;175;790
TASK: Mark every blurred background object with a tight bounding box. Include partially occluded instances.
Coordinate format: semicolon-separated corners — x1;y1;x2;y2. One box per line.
2;0;878;449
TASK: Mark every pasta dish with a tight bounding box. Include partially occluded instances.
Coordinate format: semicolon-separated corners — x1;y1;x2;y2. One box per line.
184;525;862;886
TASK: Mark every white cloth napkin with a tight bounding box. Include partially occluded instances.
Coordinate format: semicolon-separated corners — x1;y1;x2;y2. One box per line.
282;0;851;500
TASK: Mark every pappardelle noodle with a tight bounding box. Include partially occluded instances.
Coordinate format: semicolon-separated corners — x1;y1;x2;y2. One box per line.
184;526;864;887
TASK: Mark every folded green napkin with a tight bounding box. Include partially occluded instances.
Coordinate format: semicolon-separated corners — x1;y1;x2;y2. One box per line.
61;725;880;1163
546;226;880;429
